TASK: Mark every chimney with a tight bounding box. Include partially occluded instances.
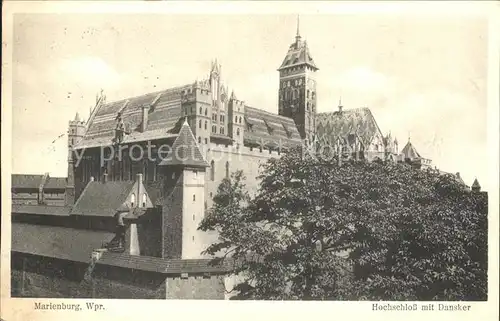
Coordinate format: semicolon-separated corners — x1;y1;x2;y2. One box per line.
141;105;150;132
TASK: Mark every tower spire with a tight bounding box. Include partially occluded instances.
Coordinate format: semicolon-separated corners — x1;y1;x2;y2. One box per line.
295;15;301;43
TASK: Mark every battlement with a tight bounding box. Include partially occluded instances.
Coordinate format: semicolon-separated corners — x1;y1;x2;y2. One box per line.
181;86;212;105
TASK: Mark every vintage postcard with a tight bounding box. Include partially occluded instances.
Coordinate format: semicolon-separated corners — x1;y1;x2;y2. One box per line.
1;1;499;321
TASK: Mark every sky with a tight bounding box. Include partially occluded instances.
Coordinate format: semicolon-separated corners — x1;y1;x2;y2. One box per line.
11;12;489;187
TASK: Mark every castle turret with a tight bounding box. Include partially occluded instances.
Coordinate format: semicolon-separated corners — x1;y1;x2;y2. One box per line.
471;178;481;192
66;112;86;205
228;90;245;147
278;16;319;144
159;118;209;259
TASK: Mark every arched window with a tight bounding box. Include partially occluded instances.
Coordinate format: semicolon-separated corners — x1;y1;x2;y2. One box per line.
236;128;240;136
130;193;136;207
235;116;238;122
225;161;229;178
199;107;202;114
204;121;207;130
210;160;215;181
198;137;201;143
239;116;242;124
307;90;310;98
204;138;208;144
199;120;202;128
142;193;147;207
205;108;208;116
193;194;196;201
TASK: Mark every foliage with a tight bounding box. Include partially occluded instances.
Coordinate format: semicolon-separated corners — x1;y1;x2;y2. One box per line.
199;147;487;300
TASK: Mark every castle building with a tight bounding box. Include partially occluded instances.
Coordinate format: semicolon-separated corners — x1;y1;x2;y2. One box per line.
11;20;448;299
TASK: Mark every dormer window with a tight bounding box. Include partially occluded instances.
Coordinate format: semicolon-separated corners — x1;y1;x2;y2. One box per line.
142;193;147;207
130;193;136;207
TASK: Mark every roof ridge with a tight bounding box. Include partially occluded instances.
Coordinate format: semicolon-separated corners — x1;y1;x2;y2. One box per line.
100;84;191;108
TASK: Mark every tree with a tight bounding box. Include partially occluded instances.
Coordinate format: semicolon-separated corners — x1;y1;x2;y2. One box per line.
199;147;487;300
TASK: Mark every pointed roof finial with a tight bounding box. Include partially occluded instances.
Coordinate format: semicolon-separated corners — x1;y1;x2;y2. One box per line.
296;15;300;38
74;112;81;122
183;116;189;125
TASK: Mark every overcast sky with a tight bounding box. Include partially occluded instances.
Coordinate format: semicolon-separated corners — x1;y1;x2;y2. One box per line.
11;12;489;187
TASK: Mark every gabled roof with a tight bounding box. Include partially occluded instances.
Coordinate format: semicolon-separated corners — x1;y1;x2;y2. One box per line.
11;223;114;263
76;84;190;148
71;181;135;217
159;119;209;168
401;140;421;160
278;39;318;71
316;108;383;147
11;174;43;189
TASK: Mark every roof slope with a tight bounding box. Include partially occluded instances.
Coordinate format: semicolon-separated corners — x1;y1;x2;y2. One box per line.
244;106;302;148
316;108;383;147
278;39;318;71
77;84;190;148
11;174;43;189
71;181;135;217
401;141;421;160
11;223;114;263
12;204;72;216
97;252;232;274
159;119;209;167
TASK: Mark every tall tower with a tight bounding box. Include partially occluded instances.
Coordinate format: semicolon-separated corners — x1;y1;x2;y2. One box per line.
159;119;210;259
278;16;319;143
66;112;85;205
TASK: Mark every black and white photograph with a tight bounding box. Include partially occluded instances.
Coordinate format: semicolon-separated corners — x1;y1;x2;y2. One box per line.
1;1;499;320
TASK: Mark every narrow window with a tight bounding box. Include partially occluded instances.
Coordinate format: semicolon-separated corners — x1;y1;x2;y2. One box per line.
210;160;215;181
193;194;196;201
199;107;202;114
205;108;208;116
235;116;238;122
199;120;202;128
205;138;208;144
142;193;147;207
236;128;240;136
204;121;207;130
225;161;229;178
198;137;201;143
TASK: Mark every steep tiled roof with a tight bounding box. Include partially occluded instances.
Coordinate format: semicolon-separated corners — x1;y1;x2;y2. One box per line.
76;85;190;149
11;174;43;189
96;252;232;274
244;106;302;148
12;204;72;216
71;181;135;217
401;141;421;160
159;119;209;168
316;108;382;147
11;223;114;262
278;39;318;71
